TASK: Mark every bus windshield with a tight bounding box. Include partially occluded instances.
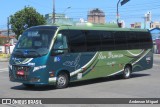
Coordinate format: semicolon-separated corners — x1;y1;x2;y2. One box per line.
13;28;56;58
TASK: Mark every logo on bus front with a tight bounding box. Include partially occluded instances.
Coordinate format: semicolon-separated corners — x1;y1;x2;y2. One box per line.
24;50;29;56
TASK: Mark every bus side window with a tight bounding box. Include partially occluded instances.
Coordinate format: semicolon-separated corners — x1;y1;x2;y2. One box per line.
51;33;69;55
86;30;101;51
101;31;115;51
114;31;128;50
138;32;153;49
68;30;87;52
53;34;64;49
127;32;139;49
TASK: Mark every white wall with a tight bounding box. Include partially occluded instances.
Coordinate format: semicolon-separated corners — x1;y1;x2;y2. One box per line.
10;45;15;53
0;46;5;53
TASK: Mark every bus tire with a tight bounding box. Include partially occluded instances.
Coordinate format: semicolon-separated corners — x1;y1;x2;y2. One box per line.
56;72;69;89
23;83;35;88
123;66;131;79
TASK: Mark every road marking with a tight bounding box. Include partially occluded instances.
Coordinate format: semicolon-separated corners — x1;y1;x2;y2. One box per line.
0;68;8;72
153;64;159;67
0;71;8;73
0;68;8;70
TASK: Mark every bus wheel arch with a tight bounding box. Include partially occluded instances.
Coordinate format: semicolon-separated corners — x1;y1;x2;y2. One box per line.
123;64;132;79
55;70;70;89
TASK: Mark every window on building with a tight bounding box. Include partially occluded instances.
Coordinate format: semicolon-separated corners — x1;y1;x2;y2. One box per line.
156;25;160;28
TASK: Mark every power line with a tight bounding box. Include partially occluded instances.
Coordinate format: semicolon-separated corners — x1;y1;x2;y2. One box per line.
24;0;51;11
23;0;160;15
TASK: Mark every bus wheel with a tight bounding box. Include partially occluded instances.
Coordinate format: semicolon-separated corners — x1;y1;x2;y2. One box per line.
56;72;69;89
123;66;131;79
23;83;35;88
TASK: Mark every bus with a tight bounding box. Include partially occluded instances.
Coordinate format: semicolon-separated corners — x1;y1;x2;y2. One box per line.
9;25;153;89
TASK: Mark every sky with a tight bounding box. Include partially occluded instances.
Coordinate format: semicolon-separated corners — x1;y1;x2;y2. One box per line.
0;0;160;29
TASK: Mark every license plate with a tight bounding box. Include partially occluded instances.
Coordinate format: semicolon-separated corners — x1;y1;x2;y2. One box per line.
17;70;25;76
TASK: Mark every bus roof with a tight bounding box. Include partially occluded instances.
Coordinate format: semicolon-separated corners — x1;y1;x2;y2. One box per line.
31;25;148;32
66;26;148;32
58;24;148;32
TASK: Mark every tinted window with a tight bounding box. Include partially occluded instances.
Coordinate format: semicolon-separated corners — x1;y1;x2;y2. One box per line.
101;31;115;50
138;32;153;49
68;30;86;52
114;31;128;50
127;32;139;49
86;30;101;51
66;30;152;53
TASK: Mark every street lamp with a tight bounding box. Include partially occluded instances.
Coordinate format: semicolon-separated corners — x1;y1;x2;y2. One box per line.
63;6;71;14
117;0;130;27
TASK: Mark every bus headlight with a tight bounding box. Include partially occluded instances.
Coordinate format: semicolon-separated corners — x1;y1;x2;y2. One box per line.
8;64;12;70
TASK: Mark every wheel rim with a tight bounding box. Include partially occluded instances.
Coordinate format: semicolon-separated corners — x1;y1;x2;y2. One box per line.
57;76;66;87
124;68;130;77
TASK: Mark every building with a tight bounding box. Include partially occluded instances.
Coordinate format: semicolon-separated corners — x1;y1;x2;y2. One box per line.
150;22;160;29
45;13;74;25
87;8;106;24
120;20;125;28
0;30;17;54
150;28;160;54
130;22;141;28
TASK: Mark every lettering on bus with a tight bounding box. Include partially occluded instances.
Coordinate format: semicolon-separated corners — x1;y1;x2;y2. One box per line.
98;52;107;60
107;61;116;66
98;52;124;60
108;52;124;59
63;53;81;70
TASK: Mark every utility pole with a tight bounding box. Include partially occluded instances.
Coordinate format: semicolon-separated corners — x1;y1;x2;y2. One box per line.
117;0;121;27
144;12;151;29
52;0;55;24
7;17;10;54
116;0;130;27
144;16;147;29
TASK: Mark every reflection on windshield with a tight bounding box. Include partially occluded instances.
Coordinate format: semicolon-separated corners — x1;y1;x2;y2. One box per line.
13;28;55;58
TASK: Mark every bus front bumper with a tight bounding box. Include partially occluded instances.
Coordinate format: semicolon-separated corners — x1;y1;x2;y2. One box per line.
9;73;57;86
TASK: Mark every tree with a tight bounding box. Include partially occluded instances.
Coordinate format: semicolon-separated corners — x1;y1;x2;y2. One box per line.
0;37;7;45
10;6;46;39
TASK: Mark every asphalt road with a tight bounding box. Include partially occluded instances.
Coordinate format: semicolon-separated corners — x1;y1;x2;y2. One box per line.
0;55;160;107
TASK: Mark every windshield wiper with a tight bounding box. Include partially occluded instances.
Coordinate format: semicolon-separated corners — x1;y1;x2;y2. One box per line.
13;50;42;58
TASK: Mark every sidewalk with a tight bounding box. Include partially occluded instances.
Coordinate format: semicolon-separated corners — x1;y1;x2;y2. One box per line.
154;54;160;57
0;54;10;62
0;57;9;62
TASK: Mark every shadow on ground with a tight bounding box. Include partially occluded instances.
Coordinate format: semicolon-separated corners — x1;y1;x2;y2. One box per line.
11;73;150;91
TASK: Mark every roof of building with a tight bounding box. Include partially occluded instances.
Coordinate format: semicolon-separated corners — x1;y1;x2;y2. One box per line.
89;8;104;13
0;35;15;39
